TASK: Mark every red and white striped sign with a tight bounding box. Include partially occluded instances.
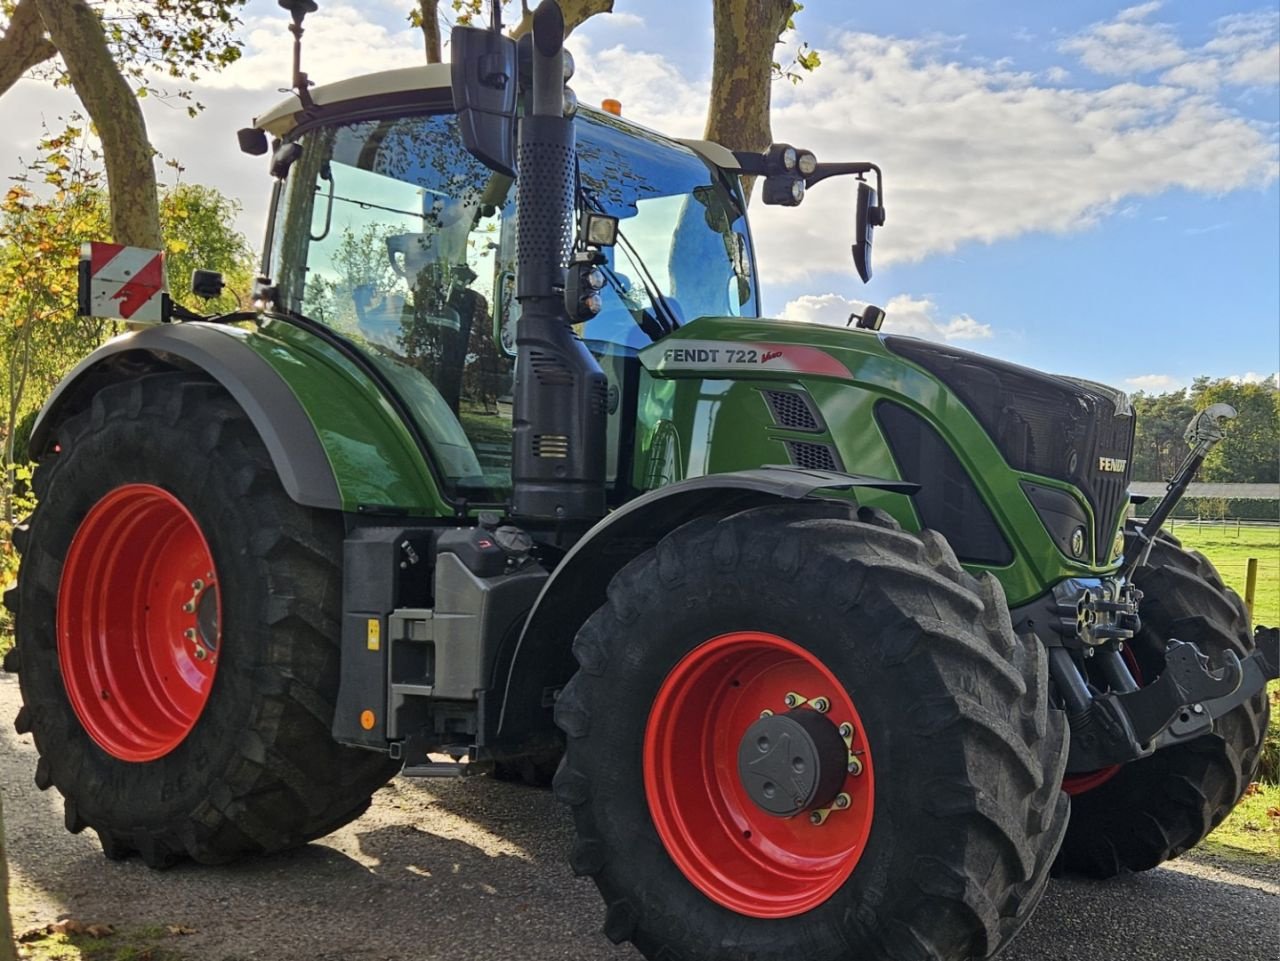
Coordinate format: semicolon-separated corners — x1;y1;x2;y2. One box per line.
80;242;166;323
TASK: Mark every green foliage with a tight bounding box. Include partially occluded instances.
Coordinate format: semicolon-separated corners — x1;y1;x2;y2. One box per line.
1190;377;1280;484
1131;378;1278;483
1131;389;1196;480
160;183;255;313
0;125;255;628
10;0;248;115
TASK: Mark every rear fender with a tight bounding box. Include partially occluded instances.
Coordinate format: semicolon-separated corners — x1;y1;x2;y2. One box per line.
29;323;448;515
492;467;917;739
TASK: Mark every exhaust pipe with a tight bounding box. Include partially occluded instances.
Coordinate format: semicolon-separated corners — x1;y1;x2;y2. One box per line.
510;0;608;527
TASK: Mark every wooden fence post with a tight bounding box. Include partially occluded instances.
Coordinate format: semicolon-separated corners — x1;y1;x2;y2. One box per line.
1244;557;1258;625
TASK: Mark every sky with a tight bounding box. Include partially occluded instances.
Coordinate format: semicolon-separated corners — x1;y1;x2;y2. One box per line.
2;0;1278;393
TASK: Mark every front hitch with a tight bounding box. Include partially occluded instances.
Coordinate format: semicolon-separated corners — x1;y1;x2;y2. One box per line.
1064;627;1279;772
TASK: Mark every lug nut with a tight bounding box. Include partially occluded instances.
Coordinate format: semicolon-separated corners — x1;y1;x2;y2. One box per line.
848;757;863;776
182;601;195;613
809;811;824;825
834;793;851;810
183;628;196;640
192;579;204;591
193;647;207;661
838;722;853;739
784;693;799;708
760;709;774;718
812;697;830;713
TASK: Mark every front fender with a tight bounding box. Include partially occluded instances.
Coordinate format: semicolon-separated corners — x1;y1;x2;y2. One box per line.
30;322;450;516
492;467;917;739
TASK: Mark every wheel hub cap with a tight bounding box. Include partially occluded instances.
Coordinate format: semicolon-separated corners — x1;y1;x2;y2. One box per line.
737;709;848;817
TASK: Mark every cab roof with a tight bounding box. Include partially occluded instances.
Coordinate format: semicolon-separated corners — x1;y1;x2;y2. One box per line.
251;64;741;172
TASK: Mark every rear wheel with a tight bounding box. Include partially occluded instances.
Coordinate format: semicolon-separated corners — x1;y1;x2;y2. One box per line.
555;504;1069;961
1055;523;1269;877
10;373;399;866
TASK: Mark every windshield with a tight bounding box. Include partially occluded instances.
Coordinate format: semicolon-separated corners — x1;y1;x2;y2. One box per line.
268;109;757;498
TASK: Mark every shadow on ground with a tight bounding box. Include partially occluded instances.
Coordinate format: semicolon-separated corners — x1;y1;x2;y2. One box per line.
3;676;1276;961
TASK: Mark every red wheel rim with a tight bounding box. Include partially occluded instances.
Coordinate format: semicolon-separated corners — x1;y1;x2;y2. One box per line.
643;632;875;918
1062;647;1144;796
57;484;221;762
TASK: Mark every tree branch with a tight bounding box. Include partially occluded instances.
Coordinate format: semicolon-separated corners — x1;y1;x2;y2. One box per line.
0;0;57;98
509;0;612;38
32;0;161;248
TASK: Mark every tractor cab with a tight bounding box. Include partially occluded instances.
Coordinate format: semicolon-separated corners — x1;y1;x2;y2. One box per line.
251;65;758;504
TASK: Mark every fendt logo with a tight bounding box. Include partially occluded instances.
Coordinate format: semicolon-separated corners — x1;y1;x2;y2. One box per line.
1098;456;1128;473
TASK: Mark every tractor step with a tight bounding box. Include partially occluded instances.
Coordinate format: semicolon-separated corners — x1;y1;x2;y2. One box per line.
401;760;485;778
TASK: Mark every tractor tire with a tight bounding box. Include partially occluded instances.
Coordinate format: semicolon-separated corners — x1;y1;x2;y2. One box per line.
9;373;399;867
554;504;1070;961
491;734;564;787
1055;522;1269;877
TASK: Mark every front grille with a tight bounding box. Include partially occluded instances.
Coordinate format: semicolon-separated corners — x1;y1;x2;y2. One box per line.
786;441;842;472
763;390;823;432
884;337;1134;564
876;401;1013;566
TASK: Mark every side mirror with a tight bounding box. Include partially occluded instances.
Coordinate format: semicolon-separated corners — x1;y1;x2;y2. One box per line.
851;180;885;283
191;270;225;300
451;26;519;177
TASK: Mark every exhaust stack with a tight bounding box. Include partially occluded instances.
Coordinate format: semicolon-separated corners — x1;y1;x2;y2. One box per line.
509;1;607;526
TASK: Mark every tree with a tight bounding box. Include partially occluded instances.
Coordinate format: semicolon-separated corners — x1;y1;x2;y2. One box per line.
705;1;800;159
1190;377;1280;484
1131;389;1196;481
0;0;247;246
0;129;256;535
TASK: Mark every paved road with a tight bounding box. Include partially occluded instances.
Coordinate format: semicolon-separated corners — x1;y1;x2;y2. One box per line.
2;674;1276;961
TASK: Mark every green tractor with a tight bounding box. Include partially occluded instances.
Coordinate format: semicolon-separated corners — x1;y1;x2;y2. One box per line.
6;3;1275;959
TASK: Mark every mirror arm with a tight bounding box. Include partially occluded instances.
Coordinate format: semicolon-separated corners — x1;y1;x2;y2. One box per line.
806;162;884;204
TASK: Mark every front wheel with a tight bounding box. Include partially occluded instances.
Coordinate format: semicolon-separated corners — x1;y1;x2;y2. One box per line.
11;374;399;866
555;505;1069;961
1055;522;1269;877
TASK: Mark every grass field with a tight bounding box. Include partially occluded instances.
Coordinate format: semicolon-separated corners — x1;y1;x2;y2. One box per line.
1167;522;1279;627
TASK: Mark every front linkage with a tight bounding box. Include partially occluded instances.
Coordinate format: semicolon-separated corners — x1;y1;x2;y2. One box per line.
1017;403;1278;775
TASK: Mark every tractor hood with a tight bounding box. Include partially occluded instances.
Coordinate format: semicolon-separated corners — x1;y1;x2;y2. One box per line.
637;315;1135;571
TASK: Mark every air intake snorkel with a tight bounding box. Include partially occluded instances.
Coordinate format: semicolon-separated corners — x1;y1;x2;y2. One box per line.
506;1;608;526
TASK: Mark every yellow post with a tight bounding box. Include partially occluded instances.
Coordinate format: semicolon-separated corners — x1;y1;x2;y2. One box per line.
1244;557;1258;625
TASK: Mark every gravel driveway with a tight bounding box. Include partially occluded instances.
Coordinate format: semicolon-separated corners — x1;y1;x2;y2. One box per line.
2;673;1276;961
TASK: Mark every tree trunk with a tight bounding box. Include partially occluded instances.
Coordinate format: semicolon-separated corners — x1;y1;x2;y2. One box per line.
509;0;613;38
32;0;162;249
0;0;58;97
704;0;795;196
0;793;13;961
417;0;442;64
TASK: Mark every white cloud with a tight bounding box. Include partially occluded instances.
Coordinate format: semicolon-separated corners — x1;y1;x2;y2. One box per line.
592;12;646;30
746;30;1277;282
1;5;1275;291
1060;4;1185;75
780;293;993;343
1228;371;1280;387
199;4;425;92
1063;5;1279;90
1125;373;1184;391
1117;2;1166;23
